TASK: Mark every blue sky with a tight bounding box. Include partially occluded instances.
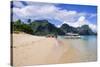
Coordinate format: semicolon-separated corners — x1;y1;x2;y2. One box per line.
11;1;97;32
56;4;97;23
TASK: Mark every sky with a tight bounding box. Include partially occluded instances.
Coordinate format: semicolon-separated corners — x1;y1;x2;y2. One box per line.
11;1;97;32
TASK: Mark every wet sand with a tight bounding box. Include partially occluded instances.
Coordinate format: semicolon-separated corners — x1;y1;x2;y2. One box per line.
12;33;97;66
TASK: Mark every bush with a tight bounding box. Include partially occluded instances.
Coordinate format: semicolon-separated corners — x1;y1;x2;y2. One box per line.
13;31;20;34
12;20;33;34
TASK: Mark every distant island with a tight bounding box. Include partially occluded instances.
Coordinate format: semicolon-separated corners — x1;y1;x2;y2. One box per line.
11;19;97;36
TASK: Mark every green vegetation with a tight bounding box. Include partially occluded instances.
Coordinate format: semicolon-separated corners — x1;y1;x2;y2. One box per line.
11;19;96;35
12;20;33;34
11;19;65;35
60;24;96;35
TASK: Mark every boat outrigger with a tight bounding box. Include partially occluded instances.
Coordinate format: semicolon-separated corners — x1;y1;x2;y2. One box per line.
64;33;81;39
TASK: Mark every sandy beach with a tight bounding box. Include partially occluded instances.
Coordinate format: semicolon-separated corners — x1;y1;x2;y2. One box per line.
12;33;97;66
11;1;97;66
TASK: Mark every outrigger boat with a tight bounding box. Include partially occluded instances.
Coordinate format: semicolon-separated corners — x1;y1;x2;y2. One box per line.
64;33;81;39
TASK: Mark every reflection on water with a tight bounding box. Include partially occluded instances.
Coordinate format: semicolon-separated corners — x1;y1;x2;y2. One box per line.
57;35;97;62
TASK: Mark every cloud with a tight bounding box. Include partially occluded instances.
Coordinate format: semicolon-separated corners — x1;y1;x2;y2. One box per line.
63;16;97;32
12;4;80;23
12;1;25;8
12;1;97;32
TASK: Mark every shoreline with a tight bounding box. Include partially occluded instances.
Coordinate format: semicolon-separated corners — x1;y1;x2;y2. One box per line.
12;33;97;66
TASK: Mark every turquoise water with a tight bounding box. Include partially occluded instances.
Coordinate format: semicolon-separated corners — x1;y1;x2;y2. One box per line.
58;35;97;61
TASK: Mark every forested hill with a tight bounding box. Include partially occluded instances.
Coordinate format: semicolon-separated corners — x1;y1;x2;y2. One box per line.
11;20;65;35
11;19;96;35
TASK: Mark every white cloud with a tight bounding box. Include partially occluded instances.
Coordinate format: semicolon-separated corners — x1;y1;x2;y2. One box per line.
12;1;25;8
89;13;97;18
12;2;80;22
78;16;85;21
63;16;97;32
12;1;97;32
88;23;97;32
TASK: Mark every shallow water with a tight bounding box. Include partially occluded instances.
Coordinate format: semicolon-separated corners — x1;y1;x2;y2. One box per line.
57;35;97;62
13;34;97;66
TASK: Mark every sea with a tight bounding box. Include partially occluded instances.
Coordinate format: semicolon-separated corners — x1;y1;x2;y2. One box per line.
57;35;97;62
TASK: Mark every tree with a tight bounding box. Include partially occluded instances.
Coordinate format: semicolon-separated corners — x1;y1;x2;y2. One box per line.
27;19;31;24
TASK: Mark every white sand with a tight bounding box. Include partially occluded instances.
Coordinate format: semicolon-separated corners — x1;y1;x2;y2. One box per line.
12;33;96;66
